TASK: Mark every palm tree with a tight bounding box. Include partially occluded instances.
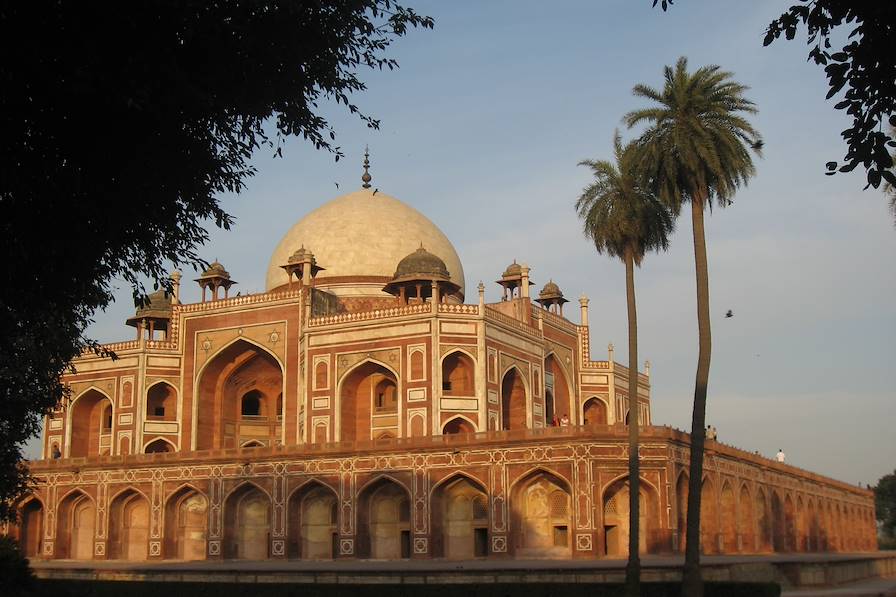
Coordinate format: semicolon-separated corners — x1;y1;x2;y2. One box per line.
625;57;761;597
576;131;674;597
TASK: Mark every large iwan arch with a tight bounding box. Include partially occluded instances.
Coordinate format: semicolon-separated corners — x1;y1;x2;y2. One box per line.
194;339;284;450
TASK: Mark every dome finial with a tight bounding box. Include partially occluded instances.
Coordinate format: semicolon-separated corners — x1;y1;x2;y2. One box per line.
361;145;372;189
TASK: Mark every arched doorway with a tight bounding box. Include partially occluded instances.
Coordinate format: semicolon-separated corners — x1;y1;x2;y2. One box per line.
510;470;572;557
583;397;608;426
224;484;271;559
357;478;411;559
57;491;95;559
443;417;475;435
755;488;772;552
19;499;43;558
340;361;399;441
108;490;149;560
164;487;208;560
784;494;796;552
544;355;570;426
433;476;489;559
442;352;475;396
701;479;719;554
738;484;755;553
196;340;283;450
287;483;338;559
69;389;113;457
500;368;527;430
602;477;659;556
720;483;737;553
771;491;785;552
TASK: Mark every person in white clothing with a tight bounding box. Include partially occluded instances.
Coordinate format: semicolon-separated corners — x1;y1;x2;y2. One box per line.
776;449;786;463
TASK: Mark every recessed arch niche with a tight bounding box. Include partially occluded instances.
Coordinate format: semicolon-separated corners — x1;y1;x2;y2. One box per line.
195;340;283;450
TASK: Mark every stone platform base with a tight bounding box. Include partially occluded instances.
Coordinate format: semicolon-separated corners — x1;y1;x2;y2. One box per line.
31;552;896;590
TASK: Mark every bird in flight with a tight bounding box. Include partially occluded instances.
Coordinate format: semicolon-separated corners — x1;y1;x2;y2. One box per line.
725;309;733;318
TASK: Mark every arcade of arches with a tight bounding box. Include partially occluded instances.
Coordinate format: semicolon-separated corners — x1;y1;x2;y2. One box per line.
15;443;876;562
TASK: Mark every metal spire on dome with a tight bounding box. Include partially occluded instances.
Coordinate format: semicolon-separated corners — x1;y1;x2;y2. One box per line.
361;146;372;189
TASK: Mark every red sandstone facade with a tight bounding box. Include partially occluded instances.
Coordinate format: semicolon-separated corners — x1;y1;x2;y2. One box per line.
7;187;876;562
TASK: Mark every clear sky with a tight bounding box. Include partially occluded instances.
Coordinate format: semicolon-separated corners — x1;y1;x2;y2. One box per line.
32;1;895;486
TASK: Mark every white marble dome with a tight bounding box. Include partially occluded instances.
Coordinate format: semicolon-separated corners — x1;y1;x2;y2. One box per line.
266;188;465;299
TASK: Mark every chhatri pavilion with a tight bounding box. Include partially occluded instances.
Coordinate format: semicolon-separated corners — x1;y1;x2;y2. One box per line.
8;161;875;563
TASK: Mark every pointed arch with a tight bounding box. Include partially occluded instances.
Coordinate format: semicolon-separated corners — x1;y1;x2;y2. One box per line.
56;489;95;559
544;352;574;425
755;487;772;552
431;473;489;559
442;415;477;435
143;437;176;453
67;387;114;458
500;365;529;430
145;380;178;421
737;483;755;553
17;496;44;558
601;474;662;556
784;493;796;552
356;475;412;559
287;479;339;559
700;477;719;554
440;349;477;397
509;466;572;557
336;359;401;442
720;481;737;553
771;490;785;552
223;481;271;559
582;395;609;426
194;338;285;451
163;484;208;560
108;488;150;560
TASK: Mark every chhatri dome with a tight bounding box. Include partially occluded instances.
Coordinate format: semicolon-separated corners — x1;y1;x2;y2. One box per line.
265;154;465;300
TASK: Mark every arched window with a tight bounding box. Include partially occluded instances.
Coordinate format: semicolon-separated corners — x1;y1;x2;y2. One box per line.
145;439;173;454
102;403;113;432
442;352;475;396
241;390;262;417
146;383;177;420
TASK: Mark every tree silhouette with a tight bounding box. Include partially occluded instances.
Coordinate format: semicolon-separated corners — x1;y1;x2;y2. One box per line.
0;1;432;518
576;132;674;597
626;57;761;597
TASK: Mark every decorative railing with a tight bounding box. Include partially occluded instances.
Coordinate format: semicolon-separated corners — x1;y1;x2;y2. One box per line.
484;306;540;337
539;308;578;333
582;360;611;370
308;303;430;326
437;303;479;315
174;289;302;314
93;340;139;353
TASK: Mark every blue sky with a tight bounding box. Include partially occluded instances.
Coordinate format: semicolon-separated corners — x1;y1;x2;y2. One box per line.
35;1;895;485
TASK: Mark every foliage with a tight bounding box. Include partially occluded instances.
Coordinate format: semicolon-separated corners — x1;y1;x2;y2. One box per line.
625;56;761;597
875;470;896;540
0;1;432;519
0;536;35;596
576;133;675;265
576;132;674;597
655;0;895;191
763;1;896;190
624;58;762;213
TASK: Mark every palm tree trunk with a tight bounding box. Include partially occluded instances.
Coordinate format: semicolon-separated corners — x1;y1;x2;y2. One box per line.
624;247;641;597
683;194;712;597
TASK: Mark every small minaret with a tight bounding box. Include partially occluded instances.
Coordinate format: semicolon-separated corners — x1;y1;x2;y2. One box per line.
280;246;324;289
579;294;589;326
496;260;533;300
170;271;182;305
535;279;569;315
195;260;236;302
